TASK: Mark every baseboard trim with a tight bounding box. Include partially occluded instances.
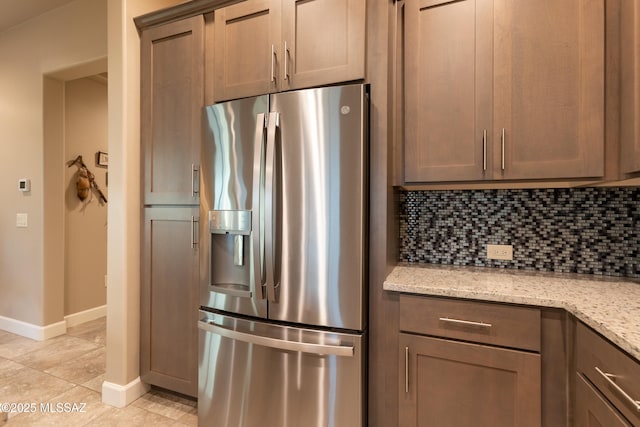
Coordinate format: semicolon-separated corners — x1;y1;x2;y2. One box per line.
0;315;66;341
0;305;107;341
65;305;107;328
102;377;150;408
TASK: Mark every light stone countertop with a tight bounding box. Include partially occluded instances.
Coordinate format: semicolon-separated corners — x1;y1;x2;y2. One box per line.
384;263;640;362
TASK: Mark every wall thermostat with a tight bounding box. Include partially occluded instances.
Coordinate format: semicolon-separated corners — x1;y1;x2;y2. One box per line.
18;178;31;192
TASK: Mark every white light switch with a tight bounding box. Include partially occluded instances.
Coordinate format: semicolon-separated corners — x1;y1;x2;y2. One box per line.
16;213;28;228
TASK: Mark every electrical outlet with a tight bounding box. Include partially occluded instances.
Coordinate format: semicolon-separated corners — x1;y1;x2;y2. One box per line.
487;244;513;260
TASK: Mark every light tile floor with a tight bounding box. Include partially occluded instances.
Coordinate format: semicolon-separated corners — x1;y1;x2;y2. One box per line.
0;317;197;426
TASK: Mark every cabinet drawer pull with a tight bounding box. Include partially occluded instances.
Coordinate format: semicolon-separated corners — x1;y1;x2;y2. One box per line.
405;346;409;394
595;366;640;412
439;317;492;329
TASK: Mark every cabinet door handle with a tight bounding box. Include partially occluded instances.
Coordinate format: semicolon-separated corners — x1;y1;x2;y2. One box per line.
191;164;199;197
283;41;290;81
439;317;492;329
501;128;506;171
482;129;487;171
595;367;640;412
191;216;199;249
271;44;276;83
405;346;409;393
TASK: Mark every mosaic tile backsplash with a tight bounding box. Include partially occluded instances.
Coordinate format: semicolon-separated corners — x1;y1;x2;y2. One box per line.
399;187;640;278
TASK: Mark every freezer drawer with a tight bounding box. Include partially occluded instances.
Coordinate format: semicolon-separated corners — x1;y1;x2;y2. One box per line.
198;311;365;427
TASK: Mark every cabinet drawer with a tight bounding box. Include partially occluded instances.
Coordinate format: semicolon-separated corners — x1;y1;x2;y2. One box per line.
399;295;541;351
576;322;640;426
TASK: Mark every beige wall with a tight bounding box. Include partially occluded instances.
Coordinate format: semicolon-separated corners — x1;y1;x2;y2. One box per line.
64;77;108;316
0;0;107;326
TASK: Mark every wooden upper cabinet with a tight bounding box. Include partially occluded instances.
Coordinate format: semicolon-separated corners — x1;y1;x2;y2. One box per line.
281;0;365;90
494;0;604;180
404;0;605;184
213;0;365;102
141;16;204;205
405;0;493;182
621;0;640;175
213;0;282;101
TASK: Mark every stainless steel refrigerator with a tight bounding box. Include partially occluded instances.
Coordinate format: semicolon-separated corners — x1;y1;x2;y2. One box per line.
198;83;368;427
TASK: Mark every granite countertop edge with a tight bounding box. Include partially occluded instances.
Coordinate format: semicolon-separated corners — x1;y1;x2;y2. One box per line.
383;263;640;362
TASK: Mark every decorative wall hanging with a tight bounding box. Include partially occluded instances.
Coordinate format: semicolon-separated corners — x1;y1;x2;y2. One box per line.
96;151;108;167
67;155;108;204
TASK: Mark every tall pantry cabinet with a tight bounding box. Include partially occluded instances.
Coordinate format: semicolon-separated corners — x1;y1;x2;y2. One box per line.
140;15;204;397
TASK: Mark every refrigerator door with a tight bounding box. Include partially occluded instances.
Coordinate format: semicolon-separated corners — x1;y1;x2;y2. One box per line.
198;311;365;427
201;95;269;318
266;84;368;331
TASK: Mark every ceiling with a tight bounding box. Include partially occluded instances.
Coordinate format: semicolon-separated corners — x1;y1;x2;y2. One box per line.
0;0;77;34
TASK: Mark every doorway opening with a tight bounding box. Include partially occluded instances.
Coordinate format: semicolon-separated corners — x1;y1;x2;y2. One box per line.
43;57;108;329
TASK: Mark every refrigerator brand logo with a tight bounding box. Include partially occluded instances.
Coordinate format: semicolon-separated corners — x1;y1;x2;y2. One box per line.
340;106;351;115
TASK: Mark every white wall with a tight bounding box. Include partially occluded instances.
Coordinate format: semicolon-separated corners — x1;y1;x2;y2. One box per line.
0;0;107;329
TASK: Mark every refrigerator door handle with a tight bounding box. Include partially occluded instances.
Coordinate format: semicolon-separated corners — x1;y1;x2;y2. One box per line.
198;319;355;357
252;113;267;300
265;112;279;302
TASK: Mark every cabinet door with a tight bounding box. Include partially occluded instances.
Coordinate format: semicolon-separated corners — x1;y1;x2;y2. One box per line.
399;333;541;427
213;0;281;101
141;16;203;205
141;207;199;397
404;0;493;183
621;0;640;174
281;0;365;91
575;373;631;427
493;0;604;180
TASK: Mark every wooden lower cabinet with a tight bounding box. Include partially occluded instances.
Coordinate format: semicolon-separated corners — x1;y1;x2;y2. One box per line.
399;332;541;427
141;207;199;397
574;373;631;427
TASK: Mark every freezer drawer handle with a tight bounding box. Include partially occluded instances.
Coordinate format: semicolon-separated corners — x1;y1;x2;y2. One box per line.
198;320;354;357
210;283;251;299
595;367;640;412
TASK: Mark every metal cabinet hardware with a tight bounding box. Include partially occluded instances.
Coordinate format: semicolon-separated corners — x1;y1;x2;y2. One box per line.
439;317;492;329
284;41;290;81
271;44;276;83
482;129;487;171
501;128;506;171
405;346;410;393
191;164;199;196
595;367;640;412
191;216;199;248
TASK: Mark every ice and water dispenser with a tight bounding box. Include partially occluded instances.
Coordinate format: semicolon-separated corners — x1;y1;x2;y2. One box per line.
208;210;252;298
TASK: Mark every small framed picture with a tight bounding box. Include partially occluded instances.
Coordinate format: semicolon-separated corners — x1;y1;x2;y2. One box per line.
96;151;108;167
